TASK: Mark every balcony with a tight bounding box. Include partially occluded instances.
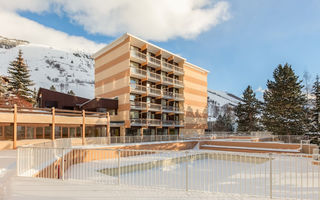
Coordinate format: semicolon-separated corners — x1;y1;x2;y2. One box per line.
162;105;174;113
147;87;161;97
173;93;184;101
162;90;174;99
130;50;146;63
174;79;184;88
173;66;184;75
148;103;161;112
130;67;146;79
130;119;147;126
130;101;147;110
174;120;184;127
147;71;161;82
148;56;161;68
162;61;174;72
148;119;161;126
130;83;147;94
174;106;184;114
162;120;175;127
162;76;174;86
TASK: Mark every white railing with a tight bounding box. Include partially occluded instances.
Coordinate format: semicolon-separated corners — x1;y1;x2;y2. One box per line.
148;103;161;111
130;101;147;110
173;92;184;100
162;61;174;72
147;71;161;82
174;79;184;87
162;76;174;85
147;87;161;96
174;66;184;75
130;83;147;94
131;50;146;61
148;56;161;67
162;90;174;99
17;147;320;199
130;67;147;78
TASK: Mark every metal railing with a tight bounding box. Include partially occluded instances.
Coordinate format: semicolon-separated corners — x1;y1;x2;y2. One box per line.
148;103;161;111
173;92;184;100
147;71;161;82
162;61;174;72
130;50;146;61
130;83;147;94
162;90;174;99
130;101;147;110
174;65;184;75
162;76;174;85
147;87;161;96
130;67;147;78
17;147;320;199
174;79;184;87
148;56;161;67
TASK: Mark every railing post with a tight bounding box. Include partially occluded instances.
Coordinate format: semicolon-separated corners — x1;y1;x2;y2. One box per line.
269;153;272;199
51;107;55;141
82;110;85;145
118;150;121;185
62;148;65;180
16;147;19;176
186;151;189;191
106;112;110;144
13;104;17;149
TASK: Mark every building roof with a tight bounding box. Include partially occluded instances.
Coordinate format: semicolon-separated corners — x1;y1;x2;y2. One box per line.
92;33;209;73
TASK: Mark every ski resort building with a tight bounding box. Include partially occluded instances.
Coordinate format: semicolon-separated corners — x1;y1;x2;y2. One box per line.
92;33;209;137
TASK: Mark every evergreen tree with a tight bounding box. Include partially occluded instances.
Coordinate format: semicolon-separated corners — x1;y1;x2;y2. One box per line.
31;88;38;106
262;63;307;135
311;75;320;132
67;90;75;96
50;85;56;91
235;85;261;132
7;50;34;102
214;113;234;132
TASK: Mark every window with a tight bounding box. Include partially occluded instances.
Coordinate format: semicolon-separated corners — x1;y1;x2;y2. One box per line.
130;111;139;119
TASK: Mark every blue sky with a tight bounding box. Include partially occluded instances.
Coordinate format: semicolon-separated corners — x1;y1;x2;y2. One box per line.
2;0;320;98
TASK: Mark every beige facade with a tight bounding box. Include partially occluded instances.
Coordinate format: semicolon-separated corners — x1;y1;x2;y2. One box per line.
93;33;208;136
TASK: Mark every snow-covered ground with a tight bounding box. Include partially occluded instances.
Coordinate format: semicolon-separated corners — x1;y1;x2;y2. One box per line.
64;151;320;200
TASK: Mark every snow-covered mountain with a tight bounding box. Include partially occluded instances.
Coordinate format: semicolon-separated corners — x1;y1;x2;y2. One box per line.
207;89;242;121
0;36;95;98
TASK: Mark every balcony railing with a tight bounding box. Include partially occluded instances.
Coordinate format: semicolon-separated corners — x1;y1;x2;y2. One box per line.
130;119;147;126
162;120;175;126
147;87;161;97
130;50;146;62
148;56;161;68
173;66;184;75
173;93;184;101
147;71;161;82
174;79;184;88
162;105;174;112
148;119;162;126
130;83;147;94
148;103;162;111
162;90;174;99
130;119;184;127
162;61;174;72
162;76;174;85
174;106;184;114
130;101;147;110
130;67;147;79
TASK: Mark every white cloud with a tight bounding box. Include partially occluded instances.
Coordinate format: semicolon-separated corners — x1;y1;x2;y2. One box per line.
0;0;231;43
0;10;106;53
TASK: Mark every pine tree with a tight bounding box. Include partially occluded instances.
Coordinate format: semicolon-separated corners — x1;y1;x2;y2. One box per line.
262;63;307;135
67;90;75;96
214;113;234;132
311;75;320;132
7;50;34;102
235;85;261;132
50;85;56;91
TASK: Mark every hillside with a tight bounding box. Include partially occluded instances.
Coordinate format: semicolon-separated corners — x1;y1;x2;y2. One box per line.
0;36;95;98
207;89;242;121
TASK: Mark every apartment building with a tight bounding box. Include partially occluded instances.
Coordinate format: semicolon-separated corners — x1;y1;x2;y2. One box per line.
93;33;208;137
